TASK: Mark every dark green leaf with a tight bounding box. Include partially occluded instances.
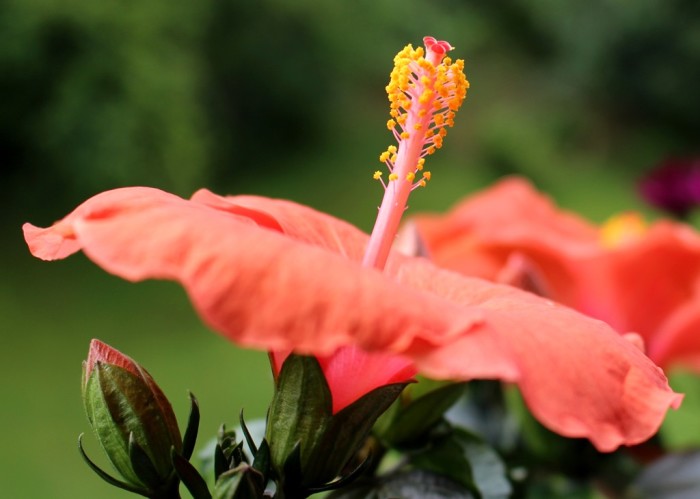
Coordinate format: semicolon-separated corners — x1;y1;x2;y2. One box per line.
412;428;511;498
380;383;466;448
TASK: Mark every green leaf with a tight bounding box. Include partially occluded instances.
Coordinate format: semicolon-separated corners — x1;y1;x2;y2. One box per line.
380;382;466;448
411;428;511;499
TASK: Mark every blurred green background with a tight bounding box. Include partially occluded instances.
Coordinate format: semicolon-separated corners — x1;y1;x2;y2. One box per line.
2;0;699;497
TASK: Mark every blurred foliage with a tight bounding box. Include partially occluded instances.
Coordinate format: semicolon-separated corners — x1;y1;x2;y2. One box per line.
3;1;700;498
3;0;699;223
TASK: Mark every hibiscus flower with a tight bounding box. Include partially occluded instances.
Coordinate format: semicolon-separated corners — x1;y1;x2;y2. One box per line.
24;39;680;453
411;175;700;372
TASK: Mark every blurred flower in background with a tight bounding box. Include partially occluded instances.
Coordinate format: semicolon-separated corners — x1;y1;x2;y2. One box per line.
639;157;700;219
410;177;700;373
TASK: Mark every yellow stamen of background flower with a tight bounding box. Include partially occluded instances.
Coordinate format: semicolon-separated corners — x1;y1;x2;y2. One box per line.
600;212;647;248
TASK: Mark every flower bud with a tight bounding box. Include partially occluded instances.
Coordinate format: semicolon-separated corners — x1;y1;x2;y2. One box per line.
81;339;182;495
266;355;408;496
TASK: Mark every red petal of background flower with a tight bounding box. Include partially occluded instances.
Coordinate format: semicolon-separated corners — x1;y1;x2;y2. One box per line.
24;186;682;451
412;176;700;371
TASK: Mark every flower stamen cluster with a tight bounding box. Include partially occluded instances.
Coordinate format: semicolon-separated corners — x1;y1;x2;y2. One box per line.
375;36;469;191
364;36;468;270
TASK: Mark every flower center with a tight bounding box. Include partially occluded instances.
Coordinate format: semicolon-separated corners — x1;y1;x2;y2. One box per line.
363;36;469;270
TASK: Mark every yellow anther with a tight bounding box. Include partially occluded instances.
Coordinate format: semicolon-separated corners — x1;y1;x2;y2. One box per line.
373;171;383;180
413;123;422;130
418;179;427;187
387;119;396;129
423;171;432;180
600;212;647;248
388;173;399;181
406;172;415;182
388;145;397;154
417;158;425;170
400;131;410;139
379;151;390;162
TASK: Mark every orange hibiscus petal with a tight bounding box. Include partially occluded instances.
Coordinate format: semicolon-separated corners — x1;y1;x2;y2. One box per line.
24;186;682;451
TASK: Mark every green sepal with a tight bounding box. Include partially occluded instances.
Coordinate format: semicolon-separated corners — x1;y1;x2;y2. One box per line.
240;410;258;456
303;381;409;487
172;448;212;499
251;438;271;479
306;453;372;494
128;433;168;491
378;382;466;448
182;392;200;461
214;441;231;479
266;355;333;478
84;364;145;487
78;434;150;498
213;464;266;499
